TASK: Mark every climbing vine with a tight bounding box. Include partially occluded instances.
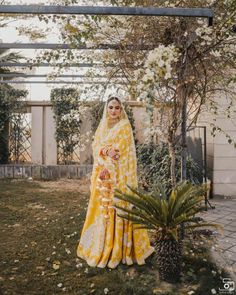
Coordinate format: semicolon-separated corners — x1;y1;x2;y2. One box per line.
51;88;90;164
0;84;27;164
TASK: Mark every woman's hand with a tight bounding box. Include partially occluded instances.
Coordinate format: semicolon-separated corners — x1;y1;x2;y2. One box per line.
107;148;120;160
99;168;110;180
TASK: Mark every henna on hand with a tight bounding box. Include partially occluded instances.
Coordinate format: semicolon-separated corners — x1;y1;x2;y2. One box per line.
99;168;110;180
107;148;120;160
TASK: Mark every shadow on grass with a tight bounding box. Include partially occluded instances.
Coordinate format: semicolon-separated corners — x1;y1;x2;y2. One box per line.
0;179;231;295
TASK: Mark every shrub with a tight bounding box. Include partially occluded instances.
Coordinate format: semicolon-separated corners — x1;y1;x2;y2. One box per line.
136;142;203;194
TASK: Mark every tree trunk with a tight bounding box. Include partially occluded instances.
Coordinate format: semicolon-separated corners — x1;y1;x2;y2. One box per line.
181;90;187;181
155;238;182;283
168;139;176;188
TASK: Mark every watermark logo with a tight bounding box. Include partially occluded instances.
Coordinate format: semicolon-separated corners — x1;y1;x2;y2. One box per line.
219;278;235;294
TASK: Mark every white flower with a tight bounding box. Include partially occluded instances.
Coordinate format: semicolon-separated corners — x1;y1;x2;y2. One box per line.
211;289;216;294
134;44;179;98
211;50;221;57
158;59;164;67
195;25;213;39
195;27;202;36
104;288;109;294
57;283;63;288
142;75;149;83
76;262;83;268
164;72;171;79
84;268;89;273
52;260;60;270
188;291;195;295
202;35;212;42
65;248;71;254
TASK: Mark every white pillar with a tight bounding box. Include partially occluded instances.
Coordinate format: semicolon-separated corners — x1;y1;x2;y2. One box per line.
79;111;92;164
31;106;57;165
31;106;43;164
43;106;57;165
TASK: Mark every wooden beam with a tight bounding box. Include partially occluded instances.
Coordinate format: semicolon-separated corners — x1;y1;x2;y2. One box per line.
0;80;125;84
0;43;155;50
0;62;122;68
24;100;145;107
0;6;214;20
0;73;123;78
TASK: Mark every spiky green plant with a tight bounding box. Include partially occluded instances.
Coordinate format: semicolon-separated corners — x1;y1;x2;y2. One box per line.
114;182;220;283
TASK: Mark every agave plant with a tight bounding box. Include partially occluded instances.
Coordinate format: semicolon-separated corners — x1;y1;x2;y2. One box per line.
114;181;219;283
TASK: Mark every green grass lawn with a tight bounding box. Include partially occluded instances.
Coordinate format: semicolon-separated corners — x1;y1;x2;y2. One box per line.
0;179;229;295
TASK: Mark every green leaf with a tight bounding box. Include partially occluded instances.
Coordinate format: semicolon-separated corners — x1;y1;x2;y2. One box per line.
115;204;163;227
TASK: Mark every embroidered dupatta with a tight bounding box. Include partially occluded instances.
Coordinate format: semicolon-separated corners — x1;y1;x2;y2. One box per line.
77;100;154;268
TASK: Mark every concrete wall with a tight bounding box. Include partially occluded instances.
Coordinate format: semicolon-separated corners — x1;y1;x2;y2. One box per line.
131;105;151;143
20;101;150;166
198;95;236;197
0;164;92;180
4;99;236;196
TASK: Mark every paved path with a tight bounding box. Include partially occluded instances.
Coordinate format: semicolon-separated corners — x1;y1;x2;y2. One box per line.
201;196;236;281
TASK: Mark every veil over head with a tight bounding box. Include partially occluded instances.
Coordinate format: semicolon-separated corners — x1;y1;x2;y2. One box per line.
92;97;131;161
77;97;155;268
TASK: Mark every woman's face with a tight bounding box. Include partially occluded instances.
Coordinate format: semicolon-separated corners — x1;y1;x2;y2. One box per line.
107;99;121;119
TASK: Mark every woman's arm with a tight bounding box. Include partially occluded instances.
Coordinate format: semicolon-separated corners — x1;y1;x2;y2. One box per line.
99;145;120;160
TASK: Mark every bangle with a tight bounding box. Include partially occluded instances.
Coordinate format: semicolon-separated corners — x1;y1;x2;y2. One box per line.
100;148;106;156
100;147;109;156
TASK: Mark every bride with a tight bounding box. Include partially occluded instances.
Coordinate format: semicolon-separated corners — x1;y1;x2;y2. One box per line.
77;96;154;268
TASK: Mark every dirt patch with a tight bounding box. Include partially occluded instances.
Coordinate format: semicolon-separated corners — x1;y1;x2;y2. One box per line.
34;177;91;194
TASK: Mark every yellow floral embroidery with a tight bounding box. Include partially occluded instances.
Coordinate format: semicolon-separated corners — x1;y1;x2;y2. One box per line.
77;119;154;268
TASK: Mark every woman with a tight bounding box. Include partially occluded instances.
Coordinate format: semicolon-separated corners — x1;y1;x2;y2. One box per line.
77;96;154;268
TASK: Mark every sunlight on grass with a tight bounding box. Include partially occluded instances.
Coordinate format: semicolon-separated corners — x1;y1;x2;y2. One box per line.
0;179;230;295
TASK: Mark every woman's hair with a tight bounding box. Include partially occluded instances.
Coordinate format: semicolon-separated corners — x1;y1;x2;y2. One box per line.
107;96;121;105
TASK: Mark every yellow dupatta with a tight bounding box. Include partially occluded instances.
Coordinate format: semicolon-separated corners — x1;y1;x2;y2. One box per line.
77;99;154;268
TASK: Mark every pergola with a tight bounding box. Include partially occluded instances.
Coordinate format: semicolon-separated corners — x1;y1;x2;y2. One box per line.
0;4;214;209
0;5;213;84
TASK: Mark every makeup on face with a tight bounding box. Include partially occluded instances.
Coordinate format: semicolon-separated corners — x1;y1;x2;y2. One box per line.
107;100;121;119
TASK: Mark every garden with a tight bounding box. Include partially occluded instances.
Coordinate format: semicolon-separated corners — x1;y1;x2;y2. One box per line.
0;0;236;294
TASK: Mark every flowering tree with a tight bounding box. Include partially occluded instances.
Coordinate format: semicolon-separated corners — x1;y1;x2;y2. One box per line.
21;0;236;185
133;44;181;185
